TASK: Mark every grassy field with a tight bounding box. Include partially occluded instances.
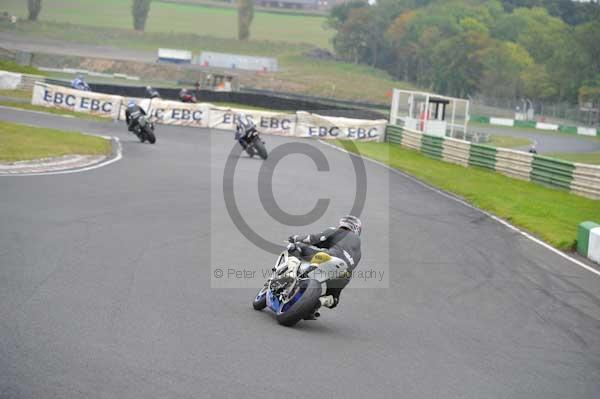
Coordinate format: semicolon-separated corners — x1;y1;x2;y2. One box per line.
1;20;404;104
545;152;600;165
0;100;109;121
1;0;333;48
336;140;600;250
0;88;32;100
488;135;532;149
0;60;46;75
0;120;111;162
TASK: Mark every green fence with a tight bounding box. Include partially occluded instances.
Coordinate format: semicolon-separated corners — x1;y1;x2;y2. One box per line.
383;124;597;199
420;135;444;160
469;144;497;170
386;124;403;145
530;155;575;190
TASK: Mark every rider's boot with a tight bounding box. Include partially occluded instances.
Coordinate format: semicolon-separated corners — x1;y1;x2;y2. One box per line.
319;295;336;309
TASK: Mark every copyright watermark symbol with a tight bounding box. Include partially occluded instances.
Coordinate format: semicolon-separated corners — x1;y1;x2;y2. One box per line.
222;140;367;254
210;135;390;289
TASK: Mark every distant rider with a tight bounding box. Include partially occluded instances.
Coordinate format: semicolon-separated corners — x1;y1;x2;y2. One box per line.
234;113;256;149
71;74;90;91
179;88;197;103
146;86;161;99
528;143;538;154
125;100;147;132
286;215;362;309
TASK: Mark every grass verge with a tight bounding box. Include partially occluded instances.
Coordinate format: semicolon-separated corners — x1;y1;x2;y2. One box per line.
488;135;532;149
0;88;33;100
0;120;111;162
545;152;600;165
335;140;600;250
0;100;108;121
0;59;46;75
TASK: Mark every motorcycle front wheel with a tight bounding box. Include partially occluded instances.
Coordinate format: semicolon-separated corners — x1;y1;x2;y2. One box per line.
275;279;322;327
245;144;256;158
145;127;156;144
252;286;268;310
253;138;268;160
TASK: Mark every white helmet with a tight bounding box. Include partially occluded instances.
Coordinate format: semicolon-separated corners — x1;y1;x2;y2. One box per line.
339;215;362;236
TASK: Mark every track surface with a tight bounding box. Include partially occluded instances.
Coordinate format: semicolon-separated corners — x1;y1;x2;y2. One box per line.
1;109;600;398
474;124;600;153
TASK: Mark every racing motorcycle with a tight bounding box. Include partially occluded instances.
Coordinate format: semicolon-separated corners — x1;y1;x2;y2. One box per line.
236;118;268;160
132;115;156;144
252;249;350;326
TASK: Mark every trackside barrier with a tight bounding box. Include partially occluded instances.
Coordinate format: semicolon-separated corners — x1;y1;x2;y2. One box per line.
468;144;497;171
530;156;574;190
31;82;386;141
385;124;600;200
495;149;532;181
572;164;600;199
0;71;45;90
577;221;600;264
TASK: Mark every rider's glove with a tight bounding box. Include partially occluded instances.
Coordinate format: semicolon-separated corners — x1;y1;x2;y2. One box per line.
286;242;297;252
288;235;299;243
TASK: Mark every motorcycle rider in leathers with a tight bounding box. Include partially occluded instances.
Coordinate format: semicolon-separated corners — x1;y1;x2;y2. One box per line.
286;215;362;309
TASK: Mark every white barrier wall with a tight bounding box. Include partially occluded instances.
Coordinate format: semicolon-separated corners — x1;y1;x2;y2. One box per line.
0;71;21;89
32;82;122;119
295;112;385;140
32;82;385;141
206;107;297;136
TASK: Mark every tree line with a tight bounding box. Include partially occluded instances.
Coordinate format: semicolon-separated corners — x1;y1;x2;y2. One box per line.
328;0;600;105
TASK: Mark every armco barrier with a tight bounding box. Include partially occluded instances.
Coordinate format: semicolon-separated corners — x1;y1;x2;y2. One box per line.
571;164;600;199
494;148;532;181
386;124;402;145
577;221;600;263
385;124;600;199
441;139;470;167
469;143;497;171
421;135;444;160
401;129;422;151
530;156;574;190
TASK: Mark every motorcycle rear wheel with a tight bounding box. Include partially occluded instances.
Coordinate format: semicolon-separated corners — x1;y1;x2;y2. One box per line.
275;279;322;327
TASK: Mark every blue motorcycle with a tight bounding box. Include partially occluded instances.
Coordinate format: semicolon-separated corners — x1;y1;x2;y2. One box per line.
252;249;349;326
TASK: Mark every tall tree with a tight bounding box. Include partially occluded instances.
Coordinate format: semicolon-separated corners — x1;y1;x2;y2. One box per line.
27;0;42;21
132;0;152;32
237;0;254;41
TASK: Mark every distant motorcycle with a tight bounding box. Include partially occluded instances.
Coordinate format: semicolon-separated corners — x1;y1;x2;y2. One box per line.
71;75;90;91
132;114;156;144
235;116;268;159
179;89;197;103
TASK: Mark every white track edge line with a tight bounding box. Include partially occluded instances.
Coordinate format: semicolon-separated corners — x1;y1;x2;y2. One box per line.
318;139;600;277
0;137;122;176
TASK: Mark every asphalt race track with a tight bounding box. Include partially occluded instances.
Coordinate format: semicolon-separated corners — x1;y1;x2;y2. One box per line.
1;108;600;399
473;124;600;153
